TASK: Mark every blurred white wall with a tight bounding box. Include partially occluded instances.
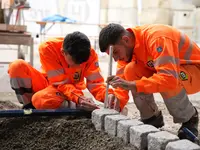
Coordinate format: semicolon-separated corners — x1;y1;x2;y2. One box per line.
8;0;200;43
10;0;101;38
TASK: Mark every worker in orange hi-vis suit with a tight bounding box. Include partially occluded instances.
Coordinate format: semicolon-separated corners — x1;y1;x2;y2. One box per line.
99;23;200;142
8;31;119;111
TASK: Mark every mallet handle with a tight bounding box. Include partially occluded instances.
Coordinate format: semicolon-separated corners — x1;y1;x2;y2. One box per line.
105;46;113;107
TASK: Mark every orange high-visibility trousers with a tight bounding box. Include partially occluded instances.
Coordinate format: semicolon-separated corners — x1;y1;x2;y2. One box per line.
124;61;196;123
8;59;71;109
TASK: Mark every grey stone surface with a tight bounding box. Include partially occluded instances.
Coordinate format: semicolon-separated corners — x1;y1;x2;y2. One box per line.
104;114;130;136
148;131;179;150
91;108;119;131
130;124;159;150
165;139;200;150
117;119;143;144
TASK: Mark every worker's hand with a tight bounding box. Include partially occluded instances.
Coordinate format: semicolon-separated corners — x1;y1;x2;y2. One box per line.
78;96;99;111
104;94;120;112
107;75;137;92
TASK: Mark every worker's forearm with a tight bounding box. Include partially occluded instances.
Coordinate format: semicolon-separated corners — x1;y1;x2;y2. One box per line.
57;84;83;103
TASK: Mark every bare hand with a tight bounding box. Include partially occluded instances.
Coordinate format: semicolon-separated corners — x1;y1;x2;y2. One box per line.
107;75;136;91
78;96;99;111
104;94;120;112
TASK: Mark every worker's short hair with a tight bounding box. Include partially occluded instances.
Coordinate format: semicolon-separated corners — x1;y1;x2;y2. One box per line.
63;31;91;64
99;23;125;52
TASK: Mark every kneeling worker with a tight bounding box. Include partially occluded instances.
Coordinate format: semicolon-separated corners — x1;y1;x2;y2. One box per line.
8;31;121;111
99;23;200;142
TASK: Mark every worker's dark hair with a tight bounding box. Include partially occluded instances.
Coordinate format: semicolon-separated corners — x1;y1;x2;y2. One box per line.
63;31;91;64
99;23;126;52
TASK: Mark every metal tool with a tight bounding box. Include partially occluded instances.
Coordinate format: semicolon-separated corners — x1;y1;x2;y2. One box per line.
104;46;113;107
0;108;92;118
71;91;86;101
182;127;200;145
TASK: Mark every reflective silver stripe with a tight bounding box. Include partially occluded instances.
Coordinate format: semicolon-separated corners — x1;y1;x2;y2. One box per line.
116;67;124;75
165;88;187;100
158;69;179;78
52;78;71;86
161;88;195;123
87;82;105;90
184;39;193;64
178;32;186;51
184;60;193;64
154;56;179;67
47;68;65;78
16;93;33;105
10;78;32;88
178;32;194;64
86;72;103;81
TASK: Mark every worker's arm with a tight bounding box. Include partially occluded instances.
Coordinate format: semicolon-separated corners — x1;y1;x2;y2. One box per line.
39;42;83;103
113;61;129;109
85;49;113;102
135;37;180;93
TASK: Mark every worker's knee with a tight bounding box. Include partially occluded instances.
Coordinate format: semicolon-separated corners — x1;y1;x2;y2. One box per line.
32;86;66;109
124;61;153;81
8;59;29;77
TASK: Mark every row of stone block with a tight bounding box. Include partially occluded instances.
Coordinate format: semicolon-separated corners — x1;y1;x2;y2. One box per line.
92;108;200;150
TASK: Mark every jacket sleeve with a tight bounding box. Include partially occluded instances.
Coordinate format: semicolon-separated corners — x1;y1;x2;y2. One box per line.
113;61;129;109
84;50;113;102
39;42;83;104
135;37;180;93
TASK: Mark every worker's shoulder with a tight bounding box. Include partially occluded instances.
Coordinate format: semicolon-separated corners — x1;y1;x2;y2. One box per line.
90;48;98;56
39;37;64;48
141;24;180;42
85;48;98;63
38;37;63;55
81;48;98;67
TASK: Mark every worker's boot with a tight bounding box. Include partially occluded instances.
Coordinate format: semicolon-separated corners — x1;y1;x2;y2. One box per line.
141;111;164;128
178;107;199;142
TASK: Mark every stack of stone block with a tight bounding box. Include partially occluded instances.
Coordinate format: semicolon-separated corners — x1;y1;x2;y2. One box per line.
92;108;200;150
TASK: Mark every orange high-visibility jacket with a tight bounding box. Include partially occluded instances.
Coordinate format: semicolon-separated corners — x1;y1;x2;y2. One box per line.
39;37;113;104
114;24;200;105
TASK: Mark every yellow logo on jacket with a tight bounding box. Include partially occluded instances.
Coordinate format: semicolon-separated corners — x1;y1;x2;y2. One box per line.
73;70;82;83
179;71;188;81
146;56;154;68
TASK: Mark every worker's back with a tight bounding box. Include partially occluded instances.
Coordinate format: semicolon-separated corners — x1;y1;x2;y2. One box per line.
131;24;200;65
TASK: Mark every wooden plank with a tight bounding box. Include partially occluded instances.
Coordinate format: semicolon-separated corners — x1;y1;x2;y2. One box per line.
7;25;27;32
0;24;27;32
0;35;33;45
0;31;31;36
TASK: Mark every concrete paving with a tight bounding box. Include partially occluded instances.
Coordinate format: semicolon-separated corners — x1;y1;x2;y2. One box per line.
92;109;200;150
130;124;160;149
147;131;179;150
92;108;119;131
117;119;143;144
104;114;130;136
165;140;200;150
